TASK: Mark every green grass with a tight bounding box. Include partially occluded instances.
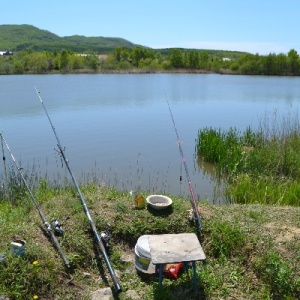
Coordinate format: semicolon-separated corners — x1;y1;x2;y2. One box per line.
196;114;300;206
253;251;299;298
0;183;300;299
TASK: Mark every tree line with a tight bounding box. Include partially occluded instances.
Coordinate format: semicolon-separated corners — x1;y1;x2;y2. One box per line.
0;47;299;76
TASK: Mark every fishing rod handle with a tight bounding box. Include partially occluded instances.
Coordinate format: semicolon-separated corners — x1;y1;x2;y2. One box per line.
91;223;122;292
96;238;122;292
49;228;70;268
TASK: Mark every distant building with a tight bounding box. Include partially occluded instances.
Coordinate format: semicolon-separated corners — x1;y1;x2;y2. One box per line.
98;54;108;60
222;57;231;61
0;51;13;56
76;53;89;57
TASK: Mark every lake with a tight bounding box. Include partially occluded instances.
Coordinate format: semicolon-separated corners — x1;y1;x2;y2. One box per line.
1;74;300;203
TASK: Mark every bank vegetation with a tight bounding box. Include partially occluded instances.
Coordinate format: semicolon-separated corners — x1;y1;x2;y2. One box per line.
0;184;299;299
1;46;300;76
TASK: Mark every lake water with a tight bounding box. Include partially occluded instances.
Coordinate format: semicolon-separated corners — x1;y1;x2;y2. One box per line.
1;74;300;203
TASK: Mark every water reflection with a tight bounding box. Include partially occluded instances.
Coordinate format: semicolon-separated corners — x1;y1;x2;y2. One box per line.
195;156;224;204
1;74;300;204
197;157;216;178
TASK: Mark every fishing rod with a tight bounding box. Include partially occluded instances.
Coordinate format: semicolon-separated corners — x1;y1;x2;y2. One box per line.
0;132;70;268
165;96;203;232
35;87;122;293
1;132;10;200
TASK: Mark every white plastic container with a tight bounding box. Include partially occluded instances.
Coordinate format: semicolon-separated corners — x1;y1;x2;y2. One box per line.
146;195;173;210
134;235;155;274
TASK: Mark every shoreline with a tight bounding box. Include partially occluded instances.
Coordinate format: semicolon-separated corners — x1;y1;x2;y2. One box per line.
1;68;240;76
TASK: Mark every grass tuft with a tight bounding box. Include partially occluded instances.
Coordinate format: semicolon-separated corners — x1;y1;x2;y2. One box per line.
197;113;300;206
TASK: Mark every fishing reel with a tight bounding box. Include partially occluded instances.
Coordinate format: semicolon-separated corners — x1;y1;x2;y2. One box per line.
188;209;195;222
100;225;111;249
51;218;64;236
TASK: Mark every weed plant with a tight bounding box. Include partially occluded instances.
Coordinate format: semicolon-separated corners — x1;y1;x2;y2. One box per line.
197;113;300;206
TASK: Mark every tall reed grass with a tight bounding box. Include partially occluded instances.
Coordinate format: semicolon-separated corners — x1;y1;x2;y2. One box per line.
0;155;175;204
196;112;300;206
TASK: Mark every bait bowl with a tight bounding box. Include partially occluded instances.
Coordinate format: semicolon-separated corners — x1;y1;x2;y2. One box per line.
146;195;173;210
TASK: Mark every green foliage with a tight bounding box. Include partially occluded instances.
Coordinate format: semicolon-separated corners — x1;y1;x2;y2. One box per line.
253;251;299;298
0;183;300;299
0;255;58;299
169;49;184;68
196;127;245;176
37;179;58;201
197;117;300;206
0;25;135;53
0;50;102;74
112;199;193;244
1;25;300;75
237;50;300;75
207;221;246;258
227;174;300;205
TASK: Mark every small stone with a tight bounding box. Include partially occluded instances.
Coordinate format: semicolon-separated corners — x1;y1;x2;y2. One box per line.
125;290;140;300
120;253;135;263
125;265;137;274
91;287;113;300
114;269;122;279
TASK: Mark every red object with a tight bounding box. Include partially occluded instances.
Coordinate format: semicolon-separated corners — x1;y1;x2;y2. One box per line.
159;262;184;279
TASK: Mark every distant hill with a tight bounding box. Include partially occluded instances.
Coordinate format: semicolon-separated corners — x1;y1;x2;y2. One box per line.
154;47;248;60
0;24;137;53
0;24;249;59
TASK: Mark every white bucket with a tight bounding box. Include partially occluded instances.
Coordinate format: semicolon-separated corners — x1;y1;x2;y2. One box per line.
11;239;26;256
134;235;155;274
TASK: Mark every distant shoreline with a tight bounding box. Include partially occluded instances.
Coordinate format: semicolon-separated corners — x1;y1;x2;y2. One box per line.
3;68;239;75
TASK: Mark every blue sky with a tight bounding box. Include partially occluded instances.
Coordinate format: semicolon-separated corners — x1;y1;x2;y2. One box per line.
2;0;299;55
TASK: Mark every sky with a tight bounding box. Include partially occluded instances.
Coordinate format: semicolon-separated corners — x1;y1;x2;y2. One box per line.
1;0;300;55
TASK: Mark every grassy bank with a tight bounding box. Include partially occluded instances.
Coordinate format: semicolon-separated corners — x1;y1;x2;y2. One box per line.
197;114;300;206
0;184;299;299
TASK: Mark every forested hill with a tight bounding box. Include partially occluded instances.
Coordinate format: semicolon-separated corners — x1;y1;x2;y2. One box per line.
0;24;137;53
2;24;299;76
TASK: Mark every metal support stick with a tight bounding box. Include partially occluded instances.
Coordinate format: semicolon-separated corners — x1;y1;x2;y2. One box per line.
192;261;198;291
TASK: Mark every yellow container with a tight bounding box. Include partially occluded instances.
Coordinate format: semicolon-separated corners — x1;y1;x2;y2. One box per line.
134;194;145;209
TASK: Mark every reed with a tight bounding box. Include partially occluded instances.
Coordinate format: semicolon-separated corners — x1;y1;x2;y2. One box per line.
196;113;300;206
